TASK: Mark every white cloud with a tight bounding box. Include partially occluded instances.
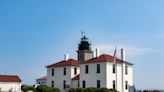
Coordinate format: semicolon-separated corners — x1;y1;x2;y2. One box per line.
92;44;154;58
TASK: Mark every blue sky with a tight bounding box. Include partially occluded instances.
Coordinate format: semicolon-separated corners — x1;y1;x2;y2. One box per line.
0;0;164;89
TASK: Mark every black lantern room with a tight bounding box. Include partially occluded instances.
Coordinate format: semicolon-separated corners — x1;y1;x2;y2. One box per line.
78;35;91;51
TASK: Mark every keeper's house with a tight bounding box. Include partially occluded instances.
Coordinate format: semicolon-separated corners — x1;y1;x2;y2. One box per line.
46;35;134;92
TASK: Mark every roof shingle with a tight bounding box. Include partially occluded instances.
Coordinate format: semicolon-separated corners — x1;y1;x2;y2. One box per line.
46;59;79;68
36;76;47;80
81;54;133;65
72;74;80;80
0;75;21;82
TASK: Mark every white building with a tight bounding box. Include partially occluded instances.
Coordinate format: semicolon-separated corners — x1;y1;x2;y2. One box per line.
46;59;80;92
36;76;47;85
80;54;133;92
0;75;21;92
46;35;134;92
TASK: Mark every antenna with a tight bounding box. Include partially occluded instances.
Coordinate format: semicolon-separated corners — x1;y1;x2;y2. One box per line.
81;30;85;37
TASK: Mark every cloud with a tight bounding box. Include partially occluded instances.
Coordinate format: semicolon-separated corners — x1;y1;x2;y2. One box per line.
92;44;154;57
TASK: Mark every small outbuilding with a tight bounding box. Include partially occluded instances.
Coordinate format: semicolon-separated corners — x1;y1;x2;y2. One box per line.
0;75;21;92
36;76;47;85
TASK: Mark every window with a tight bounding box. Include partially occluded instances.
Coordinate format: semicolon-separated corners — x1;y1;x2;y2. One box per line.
52;69;54;76
79;54;84;60
82;80;86;88
74;67;77;74
63;67;66;75
97;64;100;73
85;65;89;74
52;81;54;87
125;81;128;90
125;65;128;74
63;80;66;89
97;80;100;88
78;81;80;87
113;64;115;73
113;80;115;89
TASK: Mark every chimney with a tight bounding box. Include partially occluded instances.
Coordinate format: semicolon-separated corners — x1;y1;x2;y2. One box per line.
64;54;69;61
95;48;100;57
121;48;125;61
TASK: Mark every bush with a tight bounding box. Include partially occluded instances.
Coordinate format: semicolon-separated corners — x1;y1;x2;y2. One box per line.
68;88;77;92
36;85;59;92
153;90;160;92
85;87;100;92
84;88;94;92
108;89;117;92
76;88;85;92
21;85;35;92
22;85;59;92
100;88;110;92
143;90;160;92
68;88;117;92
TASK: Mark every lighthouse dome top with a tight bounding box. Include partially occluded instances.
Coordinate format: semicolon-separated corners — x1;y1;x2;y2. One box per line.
78;35;91;51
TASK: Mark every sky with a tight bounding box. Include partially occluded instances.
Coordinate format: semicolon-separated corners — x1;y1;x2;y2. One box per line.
0;0;164;90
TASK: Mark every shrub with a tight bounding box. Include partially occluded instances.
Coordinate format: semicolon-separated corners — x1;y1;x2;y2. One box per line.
153;90;160;92
21;85;35;92
84;88;94;92
76;88;85;92
142;90;160;92
68;88;117;92
36;85;59;92
68;88;77;92
108;89;117;92
86;87;100;92
100;88;110;92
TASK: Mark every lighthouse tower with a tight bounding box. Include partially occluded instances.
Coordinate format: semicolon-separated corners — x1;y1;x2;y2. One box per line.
77;33;93;62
